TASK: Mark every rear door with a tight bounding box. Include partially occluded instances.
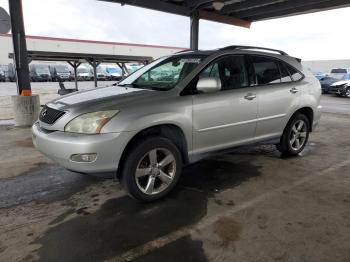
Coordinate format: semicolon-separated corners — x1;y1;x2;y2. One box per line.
249;55;302;141
192;55;258;154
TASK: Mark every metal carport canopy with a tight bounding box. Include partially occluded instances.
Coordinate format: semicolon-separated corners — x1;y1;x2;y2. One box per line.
101;0;350;49
8;50;153;89
8;50;153;64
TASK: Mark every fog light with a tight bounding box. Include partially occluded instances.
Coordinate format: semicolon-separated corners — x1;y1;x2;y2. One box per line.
70;153;97;163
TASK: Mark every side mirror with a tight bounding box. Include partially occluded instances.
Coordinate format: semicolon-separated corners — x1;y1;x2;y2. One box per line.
196;77;221;93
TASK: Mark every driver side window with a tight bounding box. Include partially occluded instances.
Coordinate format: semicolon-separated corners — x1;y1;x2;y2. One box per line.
198;55;249;91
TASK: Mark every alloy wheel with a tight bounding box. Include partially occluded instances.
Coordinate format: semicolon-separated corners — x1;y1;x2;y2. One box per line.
289;120;307;151
135;148;176;195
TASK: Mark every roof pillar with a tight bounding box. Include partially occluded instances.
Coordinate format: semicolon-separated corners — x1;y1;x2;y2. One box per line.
190;10;199;50
8;0;31;95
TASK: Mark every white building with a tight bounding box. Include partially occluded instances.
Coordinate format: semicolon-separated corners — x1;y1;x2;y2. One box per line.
0;34;185;65
302;60;350;74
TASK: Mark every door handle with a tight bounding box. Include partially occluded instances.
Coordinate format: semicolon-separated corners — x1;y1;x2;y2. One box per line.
244;93;256;100
290;87;298;94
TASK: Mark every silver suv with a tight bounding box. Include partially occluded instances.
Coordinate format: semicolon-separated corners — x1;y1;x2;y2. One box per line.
32;46;322;201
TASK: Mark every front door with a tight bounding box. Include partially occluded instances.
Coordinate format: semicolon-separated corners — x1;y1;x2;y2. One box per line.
192;55;258;154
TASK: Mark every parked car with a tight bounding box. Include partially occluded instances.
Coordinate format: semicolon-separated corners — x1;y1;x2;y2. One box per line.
49;64;72;82
329;74;350;97
319;76;338;93
32;46;322;201
6;63;16;82
29;64;52;82
77;66;93;81
329;68;350;80
313;71;326;80
0;69;5;82
102;66;122;80
96;66;107;81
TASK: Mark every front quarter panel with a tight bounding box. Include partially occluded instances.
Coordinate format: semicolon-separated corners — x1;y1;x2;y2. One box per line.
101;95;193;153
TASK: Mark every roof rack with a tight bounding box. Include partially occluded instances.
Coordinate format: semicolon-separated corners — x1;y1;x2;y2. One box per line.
220;45;288;55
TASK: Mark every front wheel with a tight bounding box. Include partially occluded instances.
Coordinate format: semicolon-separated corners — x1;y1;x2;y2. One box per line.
345;87;350;98
120;137;183;202
277;114;310;156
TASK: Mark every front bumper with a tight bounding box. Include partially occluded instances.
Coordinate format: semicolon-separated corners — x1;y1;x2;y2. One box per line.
329;85;347;95
32;122;134;173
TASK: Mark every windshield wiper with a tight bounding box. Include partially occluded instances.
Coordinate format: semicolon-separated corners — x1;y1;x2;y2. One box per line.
114;83;139;88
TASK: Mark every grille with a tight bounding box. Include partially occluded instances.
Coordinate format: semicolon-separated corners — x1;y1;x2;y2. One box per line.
39;106;65;124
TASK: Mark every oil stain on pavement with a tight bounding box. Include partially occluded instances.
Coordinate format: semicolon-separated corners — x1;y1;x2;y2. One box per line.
0;163;99;208
34;158;261;262
132;236;208;262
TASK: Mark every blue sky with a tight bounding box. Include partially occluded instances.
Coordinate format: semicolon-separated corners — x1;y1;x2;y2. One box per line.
1;0;349;60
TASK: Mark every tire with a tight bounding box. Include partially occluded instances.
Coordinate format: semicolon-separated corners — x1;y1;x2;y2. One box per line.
345;87;350;98
277;114;310;156
120;136;183;202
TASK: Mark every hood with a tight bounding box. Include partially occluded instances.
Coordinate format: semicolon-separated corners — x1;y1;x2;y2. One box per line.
331;80;350;86
47;85;155;110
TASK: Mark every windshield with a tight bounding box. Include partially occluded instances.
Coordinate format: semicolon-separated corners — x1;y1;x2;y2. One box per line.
107;67;120;73
329;73;346;80
55;65;69;73
118;54;207;91
35;65;50;74
78;67;89;73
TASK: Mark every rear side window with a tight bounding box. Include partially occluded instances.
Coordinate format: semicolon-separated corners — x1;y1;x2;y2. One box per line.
279;62;292;83
250;56;281;85
286;64;303;81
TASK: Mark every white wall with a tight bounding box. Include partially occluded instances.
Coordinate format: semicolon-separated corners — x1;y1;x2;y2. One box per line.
303;60;350;74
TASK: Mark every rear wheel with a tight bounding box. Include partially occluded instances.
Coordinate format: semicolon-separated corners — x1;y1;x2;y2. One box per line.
277;114;310;156
120;136;182;202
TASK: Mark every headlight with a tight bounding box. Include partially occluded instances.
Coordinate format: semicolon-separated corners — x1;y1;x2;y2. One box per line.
64;110;119;134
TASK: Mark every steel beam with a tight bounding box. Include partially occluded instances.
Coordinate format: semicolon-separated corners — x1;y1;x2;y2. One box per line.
190;10;199;50
117;62;129;78
231;0;346;19
87;60;101;88
101;0;190;16
100;0;250;28
67;61;81;90
221;0;281;14
8;0;31;95
248;0;350;20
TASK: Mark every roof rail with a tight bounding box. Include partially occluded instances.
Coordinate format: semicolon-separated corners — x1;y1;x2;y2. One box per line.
220;45;288;55
175;49;192;54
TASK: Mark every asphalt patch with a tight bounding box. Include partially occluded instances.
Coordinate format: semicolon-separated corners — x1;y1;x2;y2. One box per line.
34;158;261;262
0;163;99;208
14;137;34;148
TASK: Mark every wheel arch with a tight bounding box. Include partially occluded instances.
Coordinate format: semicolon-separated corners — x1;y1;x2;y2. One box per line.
289;107;314;132
116;124;189;178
